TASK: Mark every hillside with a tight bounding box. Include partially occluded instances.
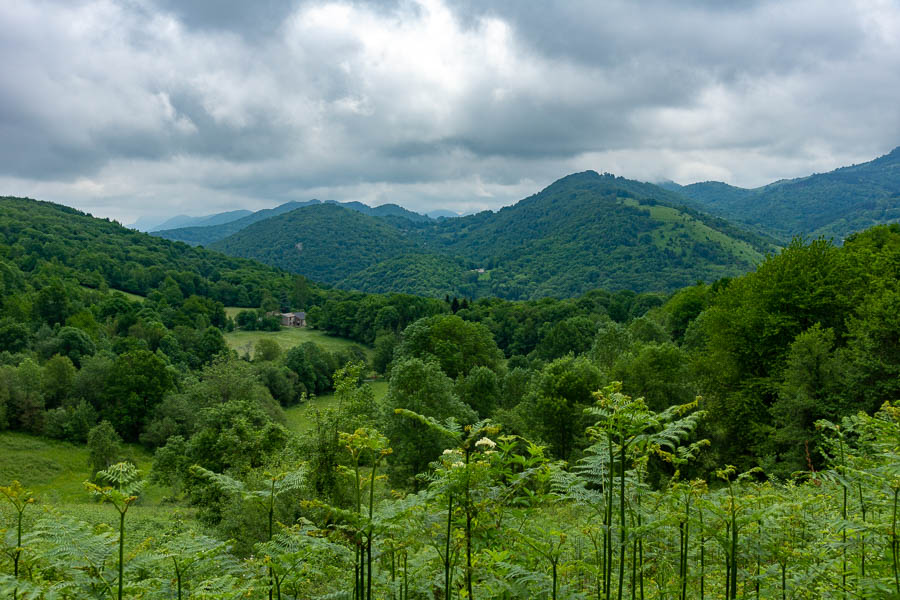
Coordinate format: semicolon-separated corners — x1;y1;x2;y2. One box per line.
669;146;900;241
155;200;323;246
157;199;430;246
422;171;776;297
0;196;302;307
207;172;779;298
209;203;428;284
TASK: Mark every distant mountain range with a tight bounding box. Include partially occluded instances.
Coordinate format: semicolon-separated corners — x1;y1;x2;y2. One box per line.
662;146;900;241
154;199;430;245
145;146;900;299
201;171;779;299
130;209;253;232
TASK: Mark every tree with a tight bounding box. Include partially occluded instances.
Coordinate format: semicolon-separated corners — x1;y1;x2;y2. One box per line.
102;349;175;441
254;338;282;362
87;421;123;478
521;355;603;462
770;324;841;474
534;315;598;360
42;354;75;409
381;358;476;486
394;314;504;379
54;326;97;367
456;366;501;417
612;342;694;412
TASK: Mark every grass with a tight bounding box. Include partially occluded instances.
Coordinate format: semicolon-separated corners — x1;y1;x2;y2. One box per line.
0;432;186;552
284;379;389;433
224;327;373;361
80;286;146;303
621;198;767;265
0;432;165;505
224;305;246;320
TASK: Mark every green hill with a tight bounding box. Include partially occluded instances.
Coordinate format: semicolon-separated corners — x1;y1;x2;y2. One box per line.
669;146;900;241
0;196;302;307
209;203;428;284
207;172;778;298
155;200;324;246
157;200;431;246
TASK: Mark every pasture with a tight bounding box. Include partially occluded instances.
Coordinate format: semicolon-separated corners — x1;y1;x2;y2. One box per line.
223;326;373;361
284;379;389;433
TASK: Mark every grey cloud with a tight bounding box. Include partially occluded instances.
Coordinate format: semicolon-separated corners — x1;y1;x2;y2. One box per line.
0;0;897;221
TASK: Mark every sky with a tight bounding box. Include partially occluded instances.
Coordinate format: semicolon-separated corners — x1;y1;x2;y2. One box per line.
2;0;899;225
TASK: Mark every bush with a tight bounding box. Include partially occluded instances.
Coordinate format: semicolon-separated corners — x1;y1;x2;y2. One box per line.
87;420;123;479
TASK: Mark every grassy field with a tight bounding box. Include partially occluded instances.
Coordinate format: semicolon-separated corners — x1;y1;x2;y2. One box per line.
0;432;165;505
0;432;186;551
80;286;146;303
224;305;246;320
621;198;768;265
284;379;389;433
224;327;373;361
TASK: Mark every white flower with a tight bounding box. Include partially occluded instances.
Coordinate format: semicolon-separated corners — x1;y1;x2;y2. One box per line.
475;437;496;449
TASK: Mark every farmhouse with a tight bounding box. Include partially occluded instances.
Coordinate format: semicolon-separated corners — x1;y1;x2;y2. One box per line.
280;311;307;327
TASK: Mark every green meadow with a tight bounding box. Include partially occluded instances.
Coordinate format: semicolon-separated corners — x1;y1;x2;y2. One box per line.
224;326;373;360
283;379;389;433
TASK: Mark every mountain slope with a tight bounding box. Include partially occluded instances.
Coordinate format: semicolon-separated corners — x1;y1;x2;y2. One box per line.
208;172;779;298
0;196;301;307
155;200;323;245
156;200;431;246
421;171;776;297
209;203;427;284
671;146;900;241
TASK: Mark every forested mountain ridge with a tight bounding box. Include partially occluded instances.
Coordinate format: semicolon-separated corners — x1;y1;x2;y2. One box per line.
156;199;430;246
666;146;900;241
0;195;308;308
209;203;428;284
209;171;779;299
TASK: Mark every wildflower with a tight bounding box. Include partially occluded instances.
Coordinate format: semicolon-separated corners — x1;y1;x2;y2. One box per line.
475;436;496;449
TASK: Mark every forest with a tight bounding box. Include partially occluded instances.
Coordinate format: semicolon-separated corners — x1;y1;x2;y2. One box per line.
2;195;900;598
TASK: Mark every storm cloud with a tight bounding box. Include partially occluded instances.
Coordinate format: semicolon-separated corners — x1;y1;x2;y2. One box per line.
1;0;898;222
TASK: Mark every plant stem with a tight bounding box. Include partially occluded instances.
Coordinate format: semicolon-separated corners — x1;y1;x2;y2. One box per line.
617;442;626;600
118;508;126;600
445;492;454;599
892;487;899;595
465;448;475;600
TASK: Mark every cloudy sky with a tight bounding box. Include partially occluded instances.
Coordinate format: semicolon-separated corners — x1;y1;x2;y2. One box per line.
2;0;899;224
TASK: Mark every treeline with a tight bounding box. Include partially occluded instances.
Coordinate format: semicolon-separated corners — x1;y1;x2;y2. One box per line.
309;224;900;481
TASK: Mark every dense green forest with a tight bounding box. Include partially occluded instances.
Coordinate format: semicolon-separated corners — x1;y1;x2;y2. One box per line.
157;200;429;247
2;196;900;598
667;146;900;241
200;172;777;299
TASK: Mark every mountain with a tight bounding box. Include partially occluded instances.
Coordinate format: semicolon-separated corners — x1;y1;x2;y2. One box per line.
668;146;900;241
208;171;779;299
129;215;172;231
155;200;324;245
325;200;431;223
134;209;254;232
426;209;461;219
209;203;427;284
0;196;301;307
156;200;431;246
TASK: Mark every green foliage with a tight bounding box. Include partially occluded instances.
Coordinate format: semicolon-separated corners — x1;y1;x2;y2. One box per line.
86;421;123;479
381;358;476;486
394;314;504;380
196;172;776;300
518;355;604;461
675;146;900;241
